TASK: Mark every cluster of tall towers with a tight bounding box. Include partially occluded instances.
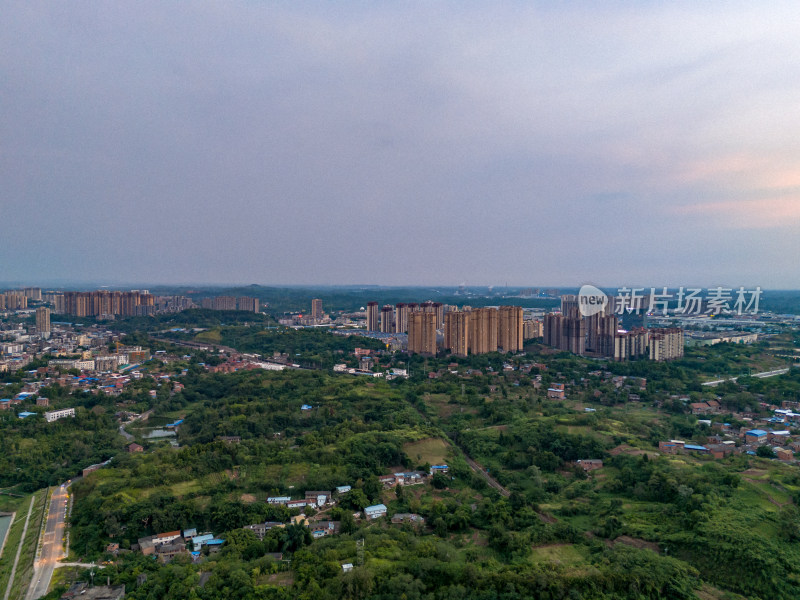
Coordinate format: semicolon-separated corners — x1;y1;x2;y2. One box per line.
376;303;524;357
442;306;524;356
366;301;446;334
543;295;683;361
63;290;155;317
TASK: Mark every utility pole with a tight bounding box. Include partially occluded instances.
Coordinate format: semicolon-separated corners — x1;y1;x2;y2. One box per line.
356;538;365;567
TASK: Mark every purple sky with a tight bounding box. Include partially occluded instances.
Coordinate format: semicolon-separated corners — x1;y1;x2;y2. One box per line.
2;2;799;288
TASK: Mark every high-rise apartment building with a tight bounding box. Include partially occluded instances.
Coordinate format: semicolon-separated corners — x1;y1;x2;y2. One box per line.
543;313;564;348
395;303;409;333
36;306;51;333
366;302;379;332
596;314;618;357
563;313;586;354
3;292;27;310
498;306;523;353
433;303;444;328
237;297;259;312
649;328;684;361
212;296;237;311
380;305;394;333
444;310;470;357
469;308;498;354
24;287;42;301
523;319;543;340
311;298;323;320
543;310;584;355
63;291;154;317
408;311;437;355
561;294;579;315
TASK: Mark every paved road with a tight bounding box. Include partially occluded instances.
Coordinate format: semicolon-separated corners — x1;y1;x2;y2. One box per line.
4;496;34;600
25;485;69;600
702;367;790;386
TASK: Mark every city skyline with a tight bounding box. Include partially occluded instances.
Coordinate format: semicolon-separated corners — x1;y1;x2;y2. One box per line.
3;3;800;287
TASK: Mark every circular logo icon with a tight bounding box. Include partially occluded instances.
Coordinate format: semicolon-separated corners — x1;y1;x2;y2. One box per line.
578;284;608;317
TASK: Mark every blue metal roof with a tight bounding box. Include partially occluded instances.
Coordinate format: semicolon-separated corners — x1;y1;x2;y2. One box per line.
746;429;768;436
684;444;707;451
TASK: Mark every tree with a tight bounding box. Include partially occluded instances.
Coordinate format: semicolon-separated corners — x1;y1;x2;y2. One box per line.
756;445;775;458
362;475;381;501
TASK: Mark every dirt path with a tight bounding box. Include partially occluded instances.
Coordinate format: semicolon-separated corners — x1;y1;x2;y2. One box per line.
743;477;790;508
461;453;510;497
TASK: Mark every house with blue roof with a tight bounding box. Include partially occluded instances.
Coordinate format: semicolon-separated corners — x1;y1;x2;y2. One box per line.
746;429;768;445
192;533;215;551
18;411;36;419
684;444;709;454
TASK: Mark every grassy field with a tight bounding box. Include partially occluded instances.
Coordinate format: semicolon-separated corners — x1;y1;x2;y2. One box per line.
195;328;222;344
0;494;32;596
0;489;47;600
8;489;47;600
530;543;586;565
403;438;450;466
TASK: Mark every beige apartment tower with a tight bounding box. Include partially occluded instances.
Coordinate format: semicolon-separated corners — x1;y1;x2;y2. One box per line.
649;328;684;361
36;306;51;333
366;302;379;331
395;303;409;333
380;305;394;333
469;308;498;354
311;298;323;320
444;311;470;357
408;311;437;355
498;306;523;353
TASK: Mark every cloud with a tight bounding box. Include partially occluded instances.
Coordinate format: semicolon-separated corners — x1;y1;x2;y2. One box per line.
1;2;800;287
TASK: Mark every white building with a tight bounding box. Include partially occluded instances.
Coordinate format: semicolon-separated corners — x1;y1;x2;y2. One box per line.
364;504;387;519
45;408;75;422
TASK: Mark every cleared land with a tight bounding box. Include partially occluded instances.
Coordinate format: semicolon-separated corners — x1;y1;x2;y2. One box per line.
403;438;450;466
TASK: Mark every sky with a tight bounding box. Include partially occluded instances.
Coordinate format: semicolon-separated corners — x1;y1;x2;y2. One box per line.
2;2;800;288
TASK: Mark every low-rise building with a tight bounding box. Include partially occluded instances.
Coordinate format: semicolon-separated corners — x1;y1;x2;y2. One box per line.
244;522;285;541
309;521;339;538
364;504;387;520
304;491;332;506
745;429;769;445
267;496;291;505
45;407;75;422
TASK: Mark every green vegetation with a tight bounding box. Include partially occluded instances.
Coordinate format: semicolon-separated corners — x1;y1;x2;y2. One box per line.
15;322;800;599
0;490;47;600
